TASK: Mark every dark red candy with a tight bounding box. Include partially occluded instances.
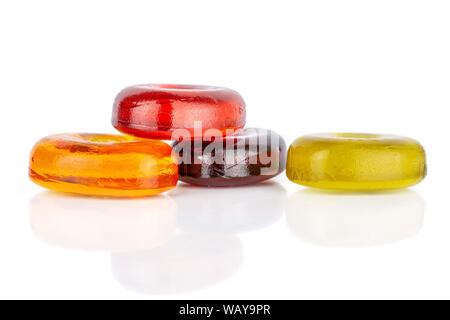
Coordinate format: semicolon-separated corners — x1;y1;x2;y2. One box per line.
112;84;246;140
172;128;286;186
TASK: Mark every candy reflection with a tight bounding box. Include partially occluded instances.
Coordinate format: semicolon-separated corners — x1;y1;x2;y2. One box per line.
29;192;177;252
286;189;425;247
111;233;243;294
171;182;286;233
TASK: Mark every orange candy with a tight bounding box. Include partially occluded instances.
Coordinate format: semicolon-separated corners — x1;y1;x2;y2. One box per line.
29;134;178;197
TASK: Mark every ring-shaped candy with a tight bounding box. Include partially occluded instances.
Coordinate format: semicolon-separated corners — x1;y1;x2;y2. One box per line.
112;84;246;140
173;128;286;187
29;134;178;197
286;133;426;190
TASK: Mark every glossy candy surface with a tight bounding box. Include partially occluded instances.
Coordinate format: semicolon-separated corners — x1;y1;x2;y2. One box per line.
112;84;246;140
29;134;178;197
286;133;426;190
173;128;286;186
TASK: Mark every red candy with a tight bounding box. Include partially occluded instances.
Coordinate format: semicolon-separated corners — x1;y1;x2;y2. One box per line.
112;84;246;140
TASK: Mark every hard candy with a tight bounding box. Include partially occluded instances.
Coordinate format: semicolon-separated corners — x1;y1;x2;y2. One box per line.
29;133;178;197
286;133;427;190
112;84;246;140
173;128;286;186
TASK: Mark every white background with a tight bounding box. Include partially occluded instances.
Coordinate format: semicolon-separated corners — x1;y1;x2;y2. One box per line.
1;0;449;299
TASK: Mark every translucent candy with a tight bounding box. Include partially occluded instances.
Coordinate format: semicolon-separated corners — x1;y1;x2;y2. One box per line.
112;84;246;140
173;128;286;186
29;133;178;197
286;133;426;190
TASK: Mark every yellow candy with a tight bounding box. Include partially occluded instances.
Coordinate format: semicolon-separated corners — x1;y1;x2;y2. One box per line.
286;133;426;190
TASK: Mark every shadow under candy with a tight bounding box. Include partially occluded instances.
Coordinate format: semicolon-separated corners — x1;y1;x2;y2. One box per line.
29;191;177;252
169;181;287;234
286;189;425;247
